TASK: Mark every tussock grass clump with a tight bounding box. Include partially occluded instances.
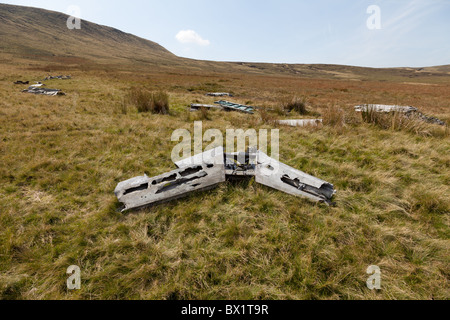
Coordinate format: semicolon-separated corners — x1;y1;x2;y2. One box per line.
410;187;449;215
260;108;277;125
323;105;345;128
281;96;308;115
150;90;170;114
361;108;416;131
199;107;211;121
361;108;394;129
127;87;150;112
273;105;287;116
127;87;170;114
322;105;361;133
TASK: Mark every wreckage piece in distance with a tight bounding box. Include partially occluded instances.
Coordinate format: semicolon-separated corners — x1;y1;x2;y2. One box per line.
214;100;255;114
14;81;29;85
22;86;66;96
44;75;72;81
115;147;336;212
355;104;446;126
277;119;323;127
206;92;233;97
355;104;418;114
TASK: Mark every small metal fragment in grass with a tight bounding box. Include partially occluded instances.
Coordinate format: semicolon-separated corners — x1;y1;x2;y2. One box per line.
277;119;323;127
206;92;233;97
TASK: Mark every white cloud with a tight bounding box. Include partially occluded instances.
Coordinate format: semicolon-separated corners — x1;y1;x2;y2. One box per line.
176;30;210;46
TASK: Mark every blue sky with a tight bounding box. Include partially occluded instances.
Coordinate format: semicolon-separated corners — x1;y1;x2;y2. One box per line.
2;0;449;67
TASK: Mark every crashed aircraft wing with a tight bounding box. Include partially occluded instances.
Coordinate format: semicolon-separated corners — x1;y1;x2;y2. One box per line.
255;151;336;205
115;147;336;211
115;150;225;212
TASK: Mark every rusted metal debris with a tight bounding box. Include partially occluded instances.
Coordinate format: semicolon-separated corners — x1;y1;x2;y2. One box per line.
22;86;66;96
355;104;446;126
277;119;323;127
206;92;233;97
115;147;336;212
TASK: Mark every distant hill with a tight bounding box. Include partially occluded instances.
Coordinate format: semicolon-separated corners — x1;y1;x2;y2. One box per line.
0;3;449;81
0;3;179;67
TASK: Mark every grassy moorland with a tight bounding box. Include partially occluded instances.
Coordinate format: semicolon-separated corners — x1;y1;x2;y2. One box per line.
0;62;448;300
0;3;449;300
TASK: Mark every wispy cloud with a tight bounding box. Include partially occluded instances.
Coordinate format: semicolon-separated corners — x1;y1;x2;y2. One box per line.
338;0;447;67
176;30;210;46
382;0;439;38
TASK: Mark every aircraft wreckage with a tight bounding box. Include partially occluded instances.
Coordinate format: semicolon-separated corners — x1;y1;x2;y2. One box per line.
22;86;66;96
115;147;336;212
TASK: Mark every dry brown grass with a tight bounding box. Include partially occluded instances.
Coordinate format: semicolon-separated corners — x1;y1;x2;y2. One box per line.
260;107;277;125
199;107;211;121
127;87;170;114
361;108;449;137
323;105;346;128
281;96;308;115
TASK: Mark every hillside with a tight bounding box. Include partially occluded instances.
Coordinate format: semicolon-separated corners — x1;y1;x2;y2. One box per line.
0;3;178;67
1;3;449;82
